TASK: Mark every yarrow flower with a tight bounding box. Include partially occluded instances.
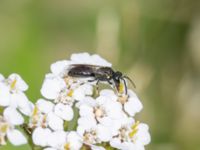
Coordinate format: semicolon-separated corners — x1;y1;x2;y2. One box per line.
0;73;33;146
110;118;151;150
0;53;150;150
0;73;33;116
0;107;28;146
31;53;150;150
29;98;74;132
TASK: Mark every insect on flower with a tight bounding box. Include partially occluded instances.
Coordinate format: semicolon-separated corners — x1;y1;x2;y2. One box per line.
67;64;136;94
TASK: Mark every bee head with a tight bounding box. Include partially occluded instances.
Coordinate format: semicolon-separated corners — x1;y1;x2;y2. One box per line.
114;71;123;81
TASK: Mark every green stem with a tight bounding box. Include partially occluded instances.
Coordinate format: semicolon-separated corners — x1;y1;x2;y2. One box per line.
20;124;42;150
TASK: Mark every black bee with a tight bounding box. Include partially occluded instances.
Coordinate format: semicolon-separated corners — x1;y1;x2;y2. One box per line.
67;64;135;94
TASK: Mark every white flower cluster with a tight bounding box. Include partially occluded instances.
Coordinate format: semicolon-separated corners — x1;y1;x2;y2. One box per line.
0;53;150;150
0;74;33;146
31;53;151;150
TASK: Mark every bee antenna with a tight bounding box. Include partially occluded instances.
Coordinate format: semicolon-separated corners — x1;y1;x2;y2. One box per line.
123;75;136;88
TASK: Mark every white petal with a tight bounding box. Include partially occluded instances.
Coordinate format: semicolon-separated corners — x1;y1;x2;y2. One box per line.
72;86;86;101
120;116;134;126
3;107;24;125
110;138;124;150
0;74;5;81
70;53;91;64
19;101;34;116
91;54;112;67
9;93;18;108
54;103;74;121
50;60;70;76
32;127;51;147
8;73;28;91
100;89;115;96
124;97;143;116
73;84;93;101
99;90;117;101
11;92;33;116
0;83;10;106
109;122;122;136
47;130;66;148
136;123;151;145
79;104;94;118
41;74;65;99
98;117;112;127
44;148;57;150
110;139;138;150
105;101;123;119
36;99;54;114
67;131;83;149
80;84;93;96
77;126;85;136
71;53;111;66
77;117;96;136
95;96;108;105
97;125;112;142
91;145;106;150
126;142;144;150
75;96;96;108
47;112;64;130
7;129;27;146
78;117;96;130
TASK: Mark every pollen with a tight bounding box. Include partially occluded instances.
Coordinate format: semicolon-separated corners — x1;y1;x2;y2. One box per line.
129;121;140;138
32;106;38;117
64;143;70;150
119;82;124;94
10;79;17;90
67;90;74;97
0;124;8;133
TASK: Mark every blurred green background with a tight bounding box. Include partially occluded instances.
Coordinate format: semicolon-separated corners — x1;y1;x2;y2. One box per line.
0;0;200;150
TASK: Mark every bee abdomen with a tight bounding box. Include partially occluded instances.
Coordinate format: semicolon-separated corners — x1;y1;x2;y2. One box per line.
68;66;95;77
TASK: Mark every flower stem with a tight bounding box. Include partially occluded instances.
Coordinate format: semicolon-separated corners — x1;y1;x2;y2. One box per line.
20;123;42;150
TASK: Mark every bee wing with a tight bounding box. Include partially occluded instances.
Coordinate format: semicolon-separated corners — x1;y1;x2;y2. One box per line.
67;64;100;77
69;64;104;69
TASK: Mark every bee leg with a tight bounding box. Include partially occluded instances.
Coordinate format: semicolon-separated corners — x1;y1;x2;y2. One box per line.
95;80;100;95
107;80;112;85
20;123;32;135
79;79;95;86
88;79;96;83
121;78;128;95
87;79;100;95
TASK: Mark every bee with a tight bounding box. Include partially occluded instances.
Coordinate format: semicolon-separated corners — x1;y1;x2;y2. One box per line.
67;64;135;94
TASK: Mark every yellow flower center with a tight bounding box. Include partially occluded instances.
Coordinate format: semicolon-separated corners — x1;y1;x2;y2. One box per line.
83;130;97;144
41;115;47;128
129;121;139;138
95;108;103;118
118;95;128;104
